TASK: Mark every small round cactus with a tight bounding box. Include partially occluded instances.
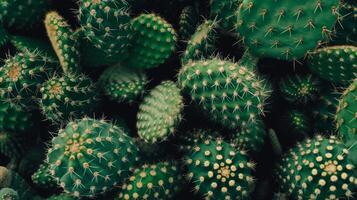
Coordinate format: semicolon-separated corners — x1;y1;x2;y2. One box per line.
137;81;184;143
46;118;139;197
79;0;132;62
236;0;340;60
118;161;183;200
181;20;217;65
45;11;80;74
186;137;255;199
0;100;33;133
40;73;99;123
282;109;312;137
308;45;357;85
279;74;321;105
178;57;271;129
126;13;177;69
98;65;148;103
179;6;199;40
0;188;18;200
232;119;266;152
0;50;58;108
276;135;357;199
31;163;58;189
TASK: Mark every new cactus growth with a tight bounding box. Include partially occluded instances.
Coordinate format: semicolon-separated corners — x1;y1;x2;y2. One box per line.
118;161;183;200
232;119;266;152
137;81;183;143
179;6;199;40
0;0;51;29
126;13;177;69
308;45;357;85
45;12;80;74
98;65;148;103
279;74;321;105
0;50;58;108
0;100;33;133
178;58;271;129
181;20;217;65
0;131;26;160
186;137;255;199
40;73;99;123
282;109;311;137
236;0;340;60
276;135;357;199
46;118;139;197
79;0;132;62
0;188;18;200
210;0;240;31
32;163;58;189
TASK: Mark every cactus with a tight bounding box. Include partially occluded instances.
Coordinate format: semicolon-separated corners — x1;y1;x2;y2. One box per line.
236;0;340;60
308;45;357;85
0;166;36;199
45;12;80;74
98;65;148;103
186;137;255;199
335;78;357;164
125;13;177;69
0;188;18;200
0;50;58;108
210;0;240;31
175;129;220;154
312;88;340;133
276;135;356;199
117;161;183;200
282;109;311;137
0;131;26;160
46;118;139;197
178;57;271;129
279;74;321;105
181;20;217;65
47;193;77;200
137;81;184;143
0;25;8;48
10;35;56;58
0;0;51;29
79;0;132;62
32;163;58;189
332;3;356;45
232;119;266;153
0;100;33;133
179;6;199;40
40;73;99;123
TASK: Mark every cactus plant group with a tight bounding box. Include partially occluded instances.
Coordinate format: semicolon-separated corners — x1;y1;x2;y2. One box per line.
0;1;355;199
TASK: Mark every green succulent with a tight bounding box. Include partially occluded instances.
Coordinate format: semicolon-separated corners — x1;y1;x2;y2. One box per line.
31;163;58;189
179;6;199;40
210;0;241;31
0;188;18;200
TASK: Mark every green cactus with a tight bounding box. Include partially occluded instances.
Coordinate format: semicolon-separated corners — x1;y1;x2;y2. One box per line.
46;118;139;197
79;0;132;62
45;12;80;74
179;6;199;40
232;119;266;152
137;81;183;143
117;161;183;200
0;131;26;160
0;188;18;200
47;193;77;200
236;0;340;60
0;166;36;199
98;65;148;103
308;45;357;85
312;88;340;133
276;135;356;199
335;78;357;164
10;35;56;58
282;109;311;137
210;0;240;31
178;57;271;129
125;13;177;69
175;129;220;154
31;163;58;189
279;74;321;105
39;73;99;123
332;3;356;45
186;137;255;199
181;20;217;65
0;100;33;133
0;50;58;108
0;0;51;29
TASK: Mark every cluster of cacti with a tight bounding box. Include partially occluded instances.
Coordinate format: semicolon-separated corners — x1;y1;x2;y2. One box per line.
0;0;355;199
